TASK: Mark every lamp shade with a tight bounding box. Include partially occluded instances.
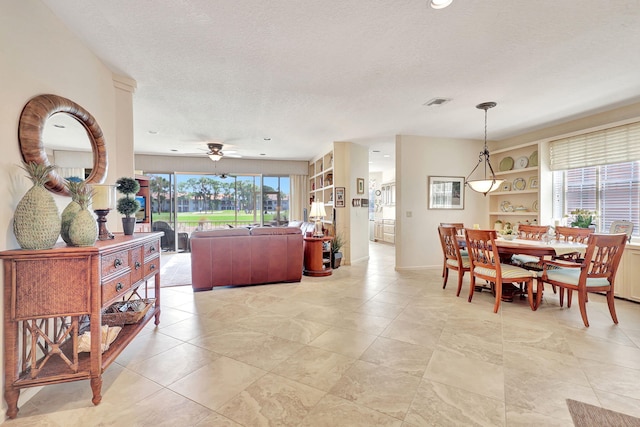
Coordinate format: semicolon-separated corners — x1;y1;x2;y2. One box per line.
467;179;504;194
91;184;115;210
208;153;222;161
309;201;326;218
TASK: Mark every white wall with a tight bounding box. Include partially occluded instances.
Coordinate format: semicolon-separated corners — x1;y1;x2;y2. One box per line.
395;135;487;269
346;142;370;264
1;0;122;414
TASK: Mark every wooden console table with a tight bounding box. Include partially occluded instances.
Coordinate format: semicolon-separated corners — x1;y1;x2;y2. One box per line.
303;236;332;277
0;233;162;419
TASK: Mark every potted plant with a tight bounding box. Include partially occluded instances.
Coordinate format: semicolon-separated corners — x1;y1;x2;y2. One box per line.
115;177;140;235
331;232;345;269
569;209;597;228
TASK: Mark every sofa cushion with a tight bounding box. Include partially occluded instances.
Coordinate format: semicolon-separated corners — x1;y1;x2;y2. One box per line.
191;228;250;238
250;227;301;236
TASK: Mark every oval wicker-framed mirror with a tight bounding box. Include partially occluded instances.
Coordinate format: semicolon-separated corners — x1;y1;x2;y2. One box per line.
18;94;108;196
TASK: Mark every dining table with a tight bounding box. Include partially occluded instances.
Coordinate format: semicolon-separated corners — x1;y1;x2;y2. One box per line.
456;234;588;302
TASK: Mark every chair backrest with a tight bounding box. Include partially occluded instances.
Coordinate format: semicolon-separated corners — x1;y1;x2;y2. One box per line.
517;224;550;240
464;228;500;273
580;233;627;284
441;222;465;237
152;221;174;232
554;226;594;243
610;220;634;242
438;226;464;266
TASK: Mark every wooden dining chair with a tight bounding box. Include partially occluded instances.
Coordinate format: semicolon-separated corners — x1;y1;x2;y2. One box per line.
437;226;471;297
465;229;540;313
540;233;627;327
511;224;551;267
439;222;465;276
610;220;634;242
553;226;594;261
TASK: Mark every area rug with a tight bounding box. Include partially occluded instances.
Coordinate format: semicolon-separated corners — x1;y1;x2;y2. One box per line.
159;252;192;287
566;399;640;426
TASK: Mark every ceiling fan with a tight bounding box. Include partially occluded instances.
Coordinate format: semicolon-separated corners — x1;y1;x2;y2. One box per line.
205;142;241;161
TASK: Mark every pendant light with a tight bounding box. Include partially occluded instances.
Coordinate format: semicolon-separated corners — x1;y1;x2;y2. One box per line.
465;102;504;196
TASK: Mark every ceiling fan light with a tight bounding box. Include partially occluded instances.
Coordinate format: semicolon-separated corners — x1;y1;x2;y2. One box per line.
208;153;222;161
430;0;453;9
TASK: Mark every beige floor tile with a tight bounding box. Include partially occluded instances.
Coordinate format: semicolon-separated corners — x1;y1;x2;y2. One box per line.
218;373;325;426
381;318;443;349
405;380;505;427
579;357;640;400
272;346;356;391
300;394;402;427
359;336;433;377
309;326;378;358
168;356;266;410
424;349;504;401
329;360;421;419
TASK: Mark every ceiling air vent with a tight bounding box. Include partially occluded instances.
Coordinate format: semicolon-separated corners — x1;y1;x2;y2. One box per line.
423;97;452;107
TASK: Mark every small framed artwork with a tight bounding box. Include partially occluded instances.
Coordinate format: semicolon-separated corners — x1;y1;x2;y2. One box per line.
357;178;365;194
428;176;465;210
501;181;512;192
361;198;369;207
529;176;539;189
335;187;345;207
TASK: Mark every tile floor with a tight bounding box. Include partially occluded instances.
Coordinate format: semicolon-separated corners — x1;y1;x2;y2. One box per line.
8;243;640;426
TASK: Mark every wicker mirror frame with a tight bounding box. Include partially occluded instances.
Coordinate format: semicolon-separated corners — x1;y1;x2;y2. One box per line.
18;94;108;196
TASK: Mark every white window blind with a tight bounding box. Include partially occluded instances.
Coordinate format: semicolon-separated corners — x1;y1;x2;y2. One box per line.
549;121;640;171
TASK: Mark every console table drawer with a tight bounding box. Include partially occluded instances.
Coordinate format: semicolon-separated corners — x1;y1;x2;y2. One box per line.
144;257;160;278
144;241;159;257
101;249;130;277
130;246;144;283
102;274;132;305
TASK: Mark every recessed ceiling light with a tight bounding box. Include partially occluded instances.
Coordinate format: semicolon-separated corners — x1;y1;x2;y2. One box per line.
53;124;65;129
372;150;380;153
260;153;266;156
148;130;158;135
170;149;178;152
263;137;271;142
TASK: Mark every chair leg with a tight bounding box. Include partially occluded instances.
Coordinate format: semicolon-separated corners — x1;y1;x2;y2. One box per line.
526;279;539;311
567;289;573;308
577;289;589;327
442;259;446;278
456;271;464;297
493;280;502;313
468;275;476;303
551;284;557;294
606;290;619;324
442;266;449;289
558;287;565;307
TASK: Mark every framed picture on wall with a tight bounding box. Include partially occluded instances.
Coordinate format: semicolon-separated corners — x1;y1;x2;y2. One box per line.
357;178;365;194
335;187;345;207
428;176;465;210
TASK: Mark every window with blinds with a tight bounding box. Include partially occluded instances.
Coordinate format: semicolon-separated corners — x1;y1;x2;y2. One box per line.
553;162;639;235
550;120;640;237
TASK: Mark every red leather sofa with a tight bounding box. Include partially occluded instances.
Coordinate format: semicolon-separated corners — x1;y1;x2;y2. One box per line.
190;227;303;291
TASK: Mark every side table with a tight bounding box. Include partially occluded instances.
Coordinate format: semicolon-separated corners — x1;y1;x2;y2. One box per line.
303;236;333;277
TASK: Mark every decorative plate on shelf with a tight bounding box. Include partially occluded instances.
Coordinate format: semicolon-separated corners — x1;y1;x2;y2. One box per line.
532;200;539;212
513;177;526;191
514;156;529;169
529;150;538;167
499;156;514;171
500;201;513;212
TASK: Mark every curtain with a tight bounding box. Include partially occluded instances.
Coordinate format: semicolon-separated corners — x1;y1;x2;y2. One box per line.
289;174;309;221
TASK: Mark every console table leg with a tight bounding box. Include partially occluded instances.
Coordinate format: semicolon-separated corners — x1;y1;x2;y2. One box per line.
5;388;20;419
90;376;102;405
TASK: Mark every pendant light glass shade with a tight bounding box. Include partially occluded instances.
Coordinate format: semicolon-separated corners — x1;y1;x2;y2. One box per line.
465;102;504;196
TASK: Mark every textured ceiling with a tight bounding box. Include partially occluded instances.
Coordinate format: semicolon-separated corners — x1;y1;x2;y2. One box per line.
41;0;640;172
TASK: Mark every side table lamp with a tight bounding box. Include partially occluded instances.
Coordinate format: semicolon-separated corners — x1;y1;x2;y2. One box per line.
309;201;327;237
92;184;115;240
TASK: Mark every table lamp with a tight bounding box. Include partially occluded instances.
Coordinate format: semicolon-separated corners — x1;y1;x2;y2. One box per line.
309;201;327;237
92;184;115;240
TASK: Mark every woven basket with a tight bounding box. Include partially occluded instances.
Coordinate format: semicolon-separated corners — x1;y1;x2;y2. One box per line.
102;298;155;326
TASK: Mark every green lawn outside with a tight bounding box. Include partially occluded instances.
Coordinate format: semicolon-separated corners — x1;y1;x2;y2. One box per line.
152;210;283;223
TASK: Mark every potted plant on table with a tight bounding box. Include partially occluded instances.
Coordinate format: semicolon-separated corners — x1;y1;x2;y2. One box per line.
331;232;346;269
115;177;140;235
569;209;597;229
